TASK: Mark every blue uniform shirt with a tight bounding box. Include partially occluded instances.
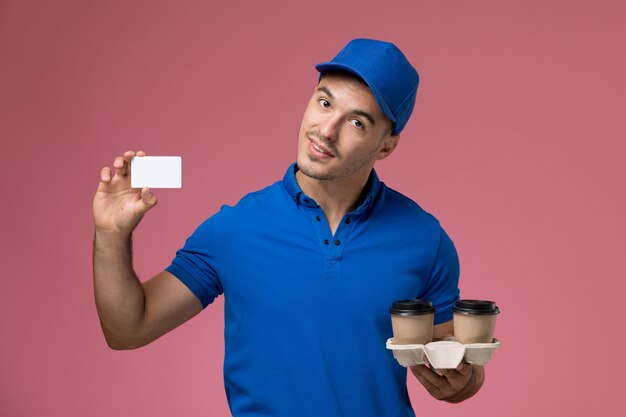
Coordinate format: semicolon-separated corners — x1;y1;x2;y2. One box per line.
166;163;460;417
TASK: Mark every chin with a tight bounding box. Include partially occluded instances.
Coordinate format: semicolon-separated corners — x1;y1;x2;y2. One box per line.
297;158;336;181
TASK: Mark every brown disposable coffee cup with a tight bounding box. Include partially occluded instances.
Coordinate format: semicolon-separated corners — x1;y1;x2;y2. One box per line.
453;300;500;344
390;299;435;345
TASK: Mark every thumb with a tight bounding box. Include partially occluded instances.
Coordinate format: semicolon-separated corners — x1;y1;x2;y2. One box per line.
138;187;158;211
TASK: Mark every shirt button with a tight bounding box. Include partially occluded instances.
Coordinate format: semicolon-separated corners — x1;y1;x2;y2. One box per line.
345;218;351;224
315;216;321;221
334;240;341;246
324;239;330;245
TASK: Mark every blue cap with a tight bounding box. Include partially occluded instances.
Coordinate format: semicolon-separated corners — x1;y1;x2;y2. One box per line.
315;38;419;135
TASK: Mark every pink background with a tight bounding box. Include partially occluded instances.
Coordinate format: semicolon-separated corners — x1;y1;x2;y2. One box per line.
1;0;625;415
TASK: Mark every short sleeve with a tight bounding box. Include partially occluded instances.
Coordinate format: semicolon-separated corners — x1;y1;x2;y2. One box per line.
165;217;224;309
421;227;460;325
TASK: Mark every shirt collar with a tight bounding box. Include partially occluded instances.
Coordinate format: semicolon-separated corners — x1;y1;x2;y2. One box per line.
282;162;382;213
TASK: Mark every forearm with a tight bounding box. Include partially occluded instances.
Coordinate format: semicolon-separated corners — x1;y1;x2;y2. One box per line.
93;230;146;349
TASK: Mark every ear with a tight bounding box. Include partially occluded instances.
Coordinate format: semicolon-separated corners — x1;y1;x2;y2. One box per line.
376;134;400;160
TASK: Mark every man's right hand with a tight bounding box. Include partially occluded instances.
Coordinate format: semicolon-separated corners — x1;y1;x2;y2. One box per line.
93;150;158;235
92;150;202;350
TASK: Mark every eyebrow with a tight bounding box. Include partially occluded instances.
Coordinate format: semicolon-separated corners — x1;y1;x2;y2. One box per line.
316;86;335;100
351;109;376;126
315;86;377;126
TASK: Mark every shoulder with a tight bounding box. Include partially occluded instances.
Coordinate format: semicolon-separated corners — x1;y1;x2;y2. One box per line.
197;180;288;230
377;183;442;229
220;180;285;214
369;183;454;254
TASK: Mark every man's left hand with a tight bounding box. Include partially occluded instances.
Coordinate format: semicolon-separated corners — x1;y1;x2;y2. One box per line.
410;362;484;403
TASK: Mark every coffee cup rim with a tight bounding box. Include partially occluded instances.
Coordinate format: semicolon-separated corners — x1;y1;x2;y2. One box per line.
453;299;500;315
390;299;436;316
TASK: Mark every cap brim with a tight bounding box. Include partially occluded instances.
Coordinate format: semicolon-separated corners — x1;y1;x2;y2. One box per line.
315;62;396;127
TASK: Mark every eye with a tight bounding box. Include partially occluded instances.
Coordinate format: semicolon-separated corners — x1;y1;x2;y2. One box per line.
350;119;364;129
318;98;330;108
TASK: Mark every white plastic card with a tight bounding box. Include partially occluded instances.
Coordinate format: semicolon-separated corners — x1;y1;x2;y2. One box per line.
130;156;182;188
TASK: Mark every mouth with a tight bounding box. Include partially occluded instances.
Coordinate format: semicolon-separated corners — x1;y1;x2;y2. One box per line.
308;136;335;157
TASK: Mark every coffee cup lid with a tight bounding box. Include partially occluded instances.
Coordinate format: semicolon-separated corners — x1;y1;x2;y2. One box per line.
390;299;435;316
453;299;500;315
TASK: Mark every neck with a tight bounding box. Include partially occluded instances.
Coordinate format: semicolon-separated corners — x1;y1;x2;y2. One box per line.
295;169;371;230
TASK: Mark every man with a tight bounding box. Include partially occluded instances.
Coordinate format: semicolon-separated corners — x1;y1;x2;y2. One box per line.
93;38;484;416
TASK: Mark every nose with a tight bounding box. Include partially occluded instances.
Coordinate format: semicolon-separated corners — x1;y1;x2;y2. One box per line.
318;113;341;141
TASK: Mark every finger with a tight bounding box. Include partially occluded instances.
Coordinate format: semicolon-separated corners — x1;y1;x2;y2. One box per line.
411;365;450;400
439;368;471;390
411;366;440;391
100;167;112;183
123;150;137;170
113;156;126;176
431;365;444;377
469;365;484;385
438;368;457;379
439;362;472;381
136;150;146;156
113;156;129;177
455;361;473;376
440;362;473;379
411;365;445;388
139;187;158;210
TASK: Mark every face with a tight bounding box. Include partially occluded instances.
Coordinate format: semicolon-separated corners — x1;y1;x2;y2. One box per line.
296;72;399;182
